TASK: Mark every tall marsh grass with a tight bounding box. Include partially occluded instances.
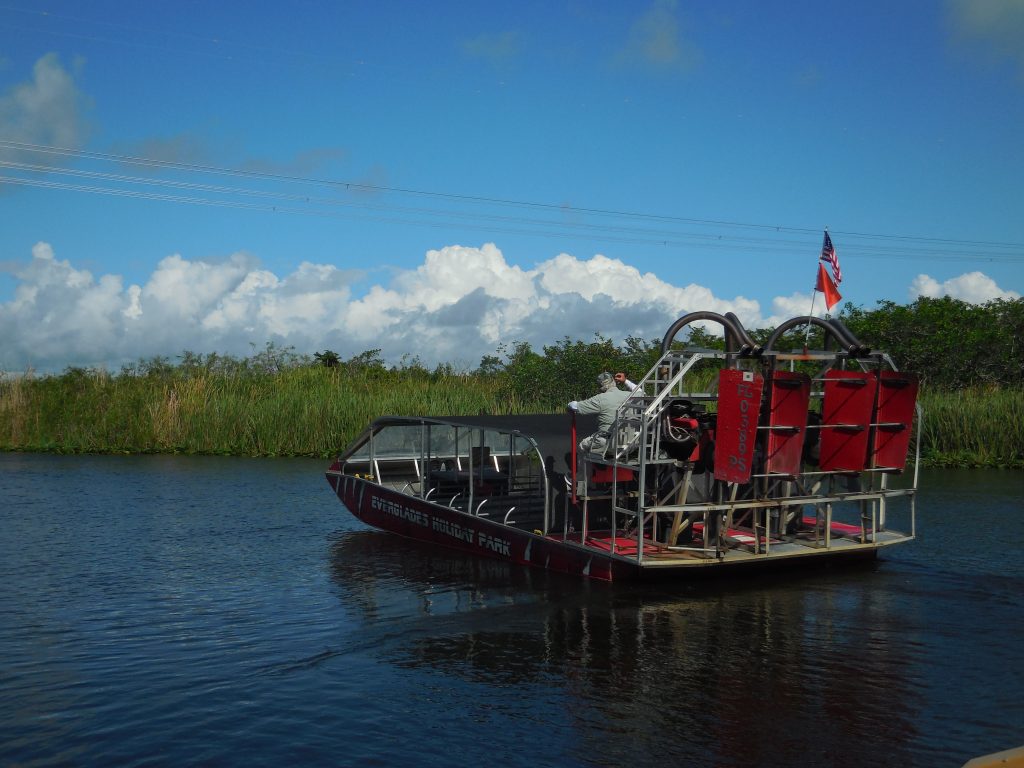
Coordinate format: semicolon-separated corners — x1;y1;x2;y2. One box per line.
0;367;548;458
917;387;1024;468
1;367;1021;467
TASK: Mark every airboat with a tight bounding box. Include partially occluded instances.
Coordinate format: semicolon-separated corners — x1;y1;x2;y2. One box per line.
325;312;921;581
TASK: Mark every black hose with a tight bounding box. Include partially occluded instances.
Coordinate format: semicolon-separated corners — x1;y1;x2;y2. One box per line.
660;311;754;357
725;311;763;355
826;317;871;356
763;315;859;354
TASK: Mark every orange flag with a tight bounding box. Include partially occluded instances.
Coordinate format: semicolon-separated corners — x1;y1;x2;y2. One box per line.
816;263;842;311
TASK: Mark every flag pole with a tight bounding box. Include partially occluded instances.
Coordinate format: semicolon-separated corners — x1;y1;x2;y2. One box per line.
804;226;827;350
804;286;817;350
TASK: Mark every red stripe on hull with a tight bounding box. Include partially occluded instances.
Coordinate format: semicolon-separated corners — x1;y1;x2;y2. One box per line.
328;473;633;581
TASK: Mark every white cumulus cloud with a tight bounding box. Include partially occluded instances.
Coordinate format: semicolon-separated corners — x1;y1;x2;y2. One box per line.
1;241;1017;372
910;271;1020;302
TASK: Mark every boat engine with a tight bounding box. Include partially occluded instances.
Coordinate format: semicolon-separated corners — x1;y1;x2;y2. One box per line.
662;399;713;463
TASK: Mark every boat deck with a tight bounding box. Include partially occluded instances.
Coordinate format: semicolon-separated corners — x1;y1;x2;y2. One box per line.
554;515;912;569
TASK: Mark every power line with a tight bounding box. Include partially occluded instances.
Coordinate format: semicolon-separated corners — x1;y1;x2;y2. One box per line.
7;139;1022;247
12;157;1016;257
5;173;1020;266
3;139;1023;263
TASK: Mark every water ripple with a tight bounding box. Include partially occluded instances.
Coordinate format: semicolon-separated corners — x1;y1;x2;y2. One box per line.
0;456;1020;767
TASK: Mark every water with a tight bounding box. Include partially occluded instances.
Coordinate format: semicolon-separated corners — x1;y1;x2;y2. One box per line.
0;454;1021;767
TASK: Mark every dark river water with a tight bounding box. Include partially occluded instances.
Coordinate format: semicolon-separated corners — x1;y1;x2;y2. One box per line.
0;454;1021;767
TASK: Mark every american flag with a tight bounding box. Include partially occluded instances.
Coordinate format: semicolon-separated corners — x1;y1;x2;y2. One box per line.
820;230;841;284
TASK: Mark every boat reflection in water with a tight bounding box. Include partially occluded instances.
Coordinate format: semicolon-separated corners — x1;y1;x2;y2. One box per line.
329;529;920;767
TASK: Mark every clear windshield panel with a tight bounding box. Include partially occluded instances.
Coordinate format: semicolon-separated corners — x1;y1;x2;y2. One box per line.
348;423;425;460
508;433;545;491
472;429;511;468
425;425;518;469
347;420;546;486
425;423;466;466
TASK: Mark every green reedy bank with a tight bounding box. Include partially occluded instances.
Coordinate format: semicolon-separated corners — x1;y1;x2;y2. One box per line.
1;366;1021;468
915;386;1024;469
0;366;546;458
5;297;1022;465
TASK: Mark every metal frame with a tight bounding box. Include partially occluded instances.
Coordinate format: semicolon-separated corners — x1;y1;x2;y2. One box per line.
570;341;919;566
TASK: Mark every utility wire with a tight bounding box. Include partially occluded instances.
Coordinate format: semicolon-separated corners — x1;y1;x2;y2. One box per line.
4;157;1019;264
3;140;1023;262
9;139;1022;247
8;158;1019;259
5;174;1019;265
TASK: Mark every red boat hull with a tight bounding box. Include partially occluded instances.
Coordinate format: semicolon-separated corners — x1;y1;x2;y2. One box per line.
326;466;637;582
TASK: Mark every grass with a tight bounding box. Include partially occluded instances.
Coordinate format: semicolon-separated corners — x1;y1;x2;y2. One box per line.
0;367;546;458
917;386;1024;468
1;367;1021;468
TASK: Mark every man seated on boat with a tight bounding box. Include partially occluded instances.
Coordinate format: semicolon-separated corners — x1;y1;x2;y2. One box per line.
568;371;637;458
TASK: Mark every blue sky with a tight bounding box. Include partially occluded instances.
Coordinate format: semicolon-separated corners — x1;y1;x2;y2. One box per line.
1;0;1022;371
